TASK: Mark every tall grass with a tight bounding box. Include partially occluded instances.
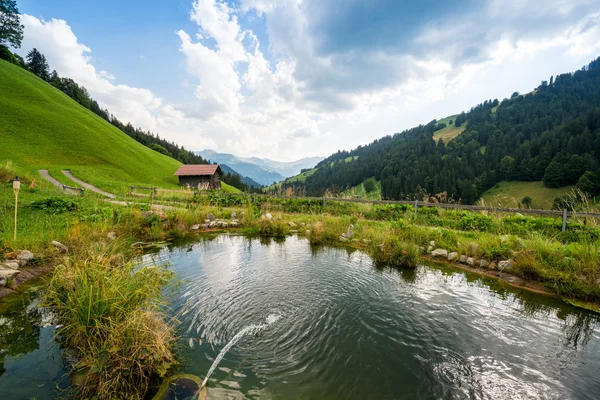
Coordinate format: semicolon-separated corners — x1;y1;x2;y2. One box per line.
44;244;175;399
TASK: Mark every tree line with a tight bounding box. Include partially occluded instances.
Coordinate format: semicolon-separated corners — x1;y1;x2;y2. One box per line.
274;58;600;204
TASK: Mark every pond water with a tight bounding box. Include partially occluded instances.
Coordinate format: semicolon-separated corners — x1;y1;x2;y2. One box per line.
1;234;600;399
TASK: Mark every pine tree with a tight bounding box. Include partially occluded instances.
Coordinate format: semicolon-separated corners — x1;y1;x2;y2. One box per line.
26;48;50;81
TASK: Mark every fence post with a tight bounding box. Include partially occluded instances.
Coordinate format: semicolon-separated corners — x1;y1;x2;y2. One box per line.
323;196;326;207
253;194;256;203
414;200;418;216
562;209;567;232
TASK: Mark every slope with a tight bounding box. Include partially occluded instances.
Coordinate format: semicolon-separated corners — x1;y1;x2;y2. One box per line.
0;60;239;194
274;57;600;205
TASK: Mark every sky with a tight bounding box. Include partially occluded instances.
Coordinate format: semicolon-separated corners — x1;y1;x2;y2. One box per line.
13;0;600;161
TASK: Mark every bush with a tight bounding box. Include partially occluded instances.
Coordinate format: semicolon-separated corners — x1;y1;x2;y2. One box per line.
458;213;495;231
30;197;77;213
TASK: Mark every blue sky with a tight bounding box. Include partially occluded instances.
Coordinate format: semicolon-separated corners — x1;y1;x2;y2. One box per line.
14;0;600;160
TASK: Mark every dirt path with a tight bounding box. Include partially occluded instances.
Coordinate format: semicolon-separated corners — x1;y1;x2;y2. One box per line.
38;170;65;189
61;170;116;198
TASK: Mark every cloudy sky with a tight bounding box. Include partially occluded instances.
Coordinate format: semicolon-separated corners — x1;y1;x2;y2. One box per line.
14;0;600;161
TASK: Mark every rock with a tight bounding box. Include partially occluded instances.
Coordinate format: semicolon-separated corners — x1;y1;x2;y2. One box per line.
300;222;306;227
431;249;448;258
489;261;497;270
447;252;459;262
201;223;210;228
2;261;20;270
288;221;297;227
477;259;489;268
276;214;282;220
207;213;216;221
339;236;348;242
219;221;229;228
426;245;434;253
466;257;475;266
265;213;273;220
16;250;34;262
52;240;68;253
467;242;479;257
459;255;468;264
107;231;117;241
204;219;211;223
0;269;20;280
498;259;514;270
0;277;6;287
305;230;311;236
231;212;237;219
346;224;354;239
429;241;436;247
190;224;200;230
230;221;239;227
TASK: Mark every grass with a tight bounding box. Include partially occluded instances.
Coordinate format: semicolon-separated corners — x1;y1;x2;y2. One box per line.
44;236;175;399
481;181;576;209
433;114;465;143
0;60;185;194
340;177;382;200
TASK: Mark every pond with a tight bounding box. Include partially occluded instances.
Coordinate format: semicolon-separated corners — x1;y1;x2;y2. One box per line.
1;235;600;399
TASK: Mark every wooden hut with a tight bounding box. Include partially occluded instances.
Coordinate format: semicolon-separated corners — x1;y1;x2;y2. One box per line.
174;164;222;190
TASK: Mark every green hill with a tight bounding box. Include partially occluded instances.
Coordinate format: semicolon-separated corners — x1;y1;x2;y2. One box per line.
0;60;238;194
273;58;600;205
481;181;576;209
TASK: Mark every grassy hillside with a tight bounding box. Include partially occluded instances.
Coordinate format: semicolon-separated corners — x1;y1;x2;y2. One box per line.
340;178;382;200
0;60;186;194
481;181;576;209
433;114;465;143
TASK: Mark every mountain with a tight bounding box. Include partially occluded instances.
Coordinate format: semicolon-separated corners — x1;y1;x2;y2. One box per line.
196;150;323;186
0;59;242;193
219;164;262;188
237;155;325;178
272;57;600;204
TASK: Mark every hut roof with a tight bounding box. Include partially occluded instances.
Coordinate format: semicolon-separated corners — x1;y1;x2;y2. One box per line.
174;164;222;176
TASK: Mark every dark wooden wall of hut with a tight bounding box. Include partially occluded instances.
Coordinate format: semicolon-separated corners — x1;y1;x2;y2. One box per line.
178;173;221;189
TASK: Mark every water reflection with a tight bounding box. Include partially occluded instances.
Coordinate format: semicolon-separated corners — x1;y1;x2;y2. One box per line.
0;285;68;399
0;234;599;400
151;235;600;400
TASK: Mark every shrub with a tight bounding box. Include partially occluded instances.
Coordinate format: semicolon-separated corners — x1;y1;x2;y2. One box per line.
458;213;495;231
30;197;77;213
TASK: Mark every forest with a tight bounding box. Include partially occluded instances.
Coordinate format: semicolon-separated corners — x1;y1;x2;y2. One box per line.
276;58;600;204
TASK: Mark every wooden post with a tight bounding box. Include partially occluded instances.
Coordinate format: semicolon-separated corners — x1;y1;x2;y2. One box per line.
13;177;20;241
562;209;567;232
414;200;418;216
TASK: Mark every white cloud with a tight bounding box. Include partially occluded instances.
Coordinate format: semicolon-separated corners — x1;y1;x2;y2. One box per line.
15;0;600;162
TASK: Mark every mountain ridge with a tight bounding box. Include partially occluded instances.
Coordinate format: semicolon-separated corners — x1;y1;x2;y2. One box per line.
196;149;324;186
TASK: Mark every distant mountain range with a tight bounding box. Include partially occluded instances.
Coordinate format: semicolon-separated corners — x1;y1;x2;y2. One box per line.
196;150;324;186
